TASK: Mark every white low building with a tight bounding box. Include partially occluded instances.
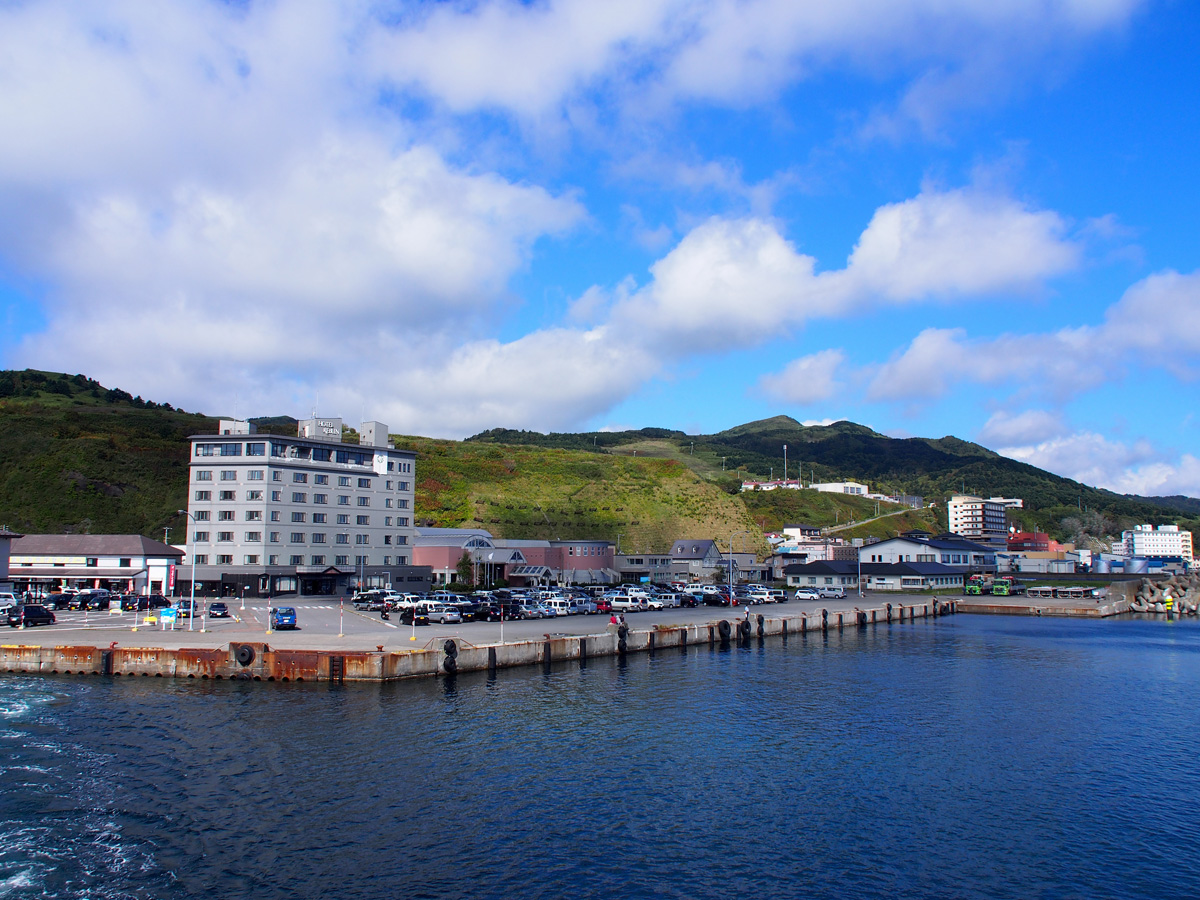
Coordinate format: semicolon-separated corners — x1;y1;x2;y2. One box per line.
1115;524;1194;566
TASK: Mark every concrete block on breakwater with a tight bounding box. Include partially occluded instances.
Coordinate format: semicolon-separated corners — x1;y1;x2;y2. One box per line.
1;600;957;683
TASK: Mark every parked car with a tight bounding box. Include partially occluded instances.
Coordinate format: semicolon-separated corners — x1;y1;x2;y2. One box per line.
120;594;170;611
269;606;297;630
569;599;598;615
428;604;463;625
818;586;847;600
175;598;201;618
594;598;613;614
703;594;731;607
8;604;56;628
680;593;703;608
543;599;572;616
208;601;231;618
793;588;821;601
44;593;72;610
400;606;431;626
85;593;112;610
353;592;386;611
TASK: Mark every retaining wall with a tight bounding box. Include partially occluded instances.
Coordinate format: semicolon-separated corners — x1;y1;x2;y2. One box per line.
1;600;956;683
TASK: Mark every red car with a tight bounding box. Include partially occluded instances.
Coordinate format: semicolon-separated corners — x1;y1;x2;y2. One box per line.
594;598;613;614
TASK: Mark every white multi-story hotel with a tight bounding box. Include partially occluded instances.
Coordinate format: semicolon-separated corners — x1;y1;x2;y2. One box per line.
1115;524;1194;566
183;418;429;597
947;494;1009;549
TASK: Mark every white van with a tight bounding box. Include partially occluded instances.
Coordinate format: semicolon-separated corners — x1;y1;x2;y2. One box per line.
543;598;571;616
609;592;645;612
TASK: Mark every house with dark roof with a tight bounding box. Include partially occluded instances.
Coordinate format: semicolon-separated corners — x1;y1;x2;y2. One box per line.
7;534;183;596
669;539;724;579
783;559;964;592
858;533;996;573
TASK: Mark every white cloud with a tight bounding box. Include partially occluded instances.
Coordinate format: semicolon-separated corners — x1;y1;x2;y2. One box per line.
978;409;1069;447
759;349;845;404
999;432;1200;498
865;268;1200;404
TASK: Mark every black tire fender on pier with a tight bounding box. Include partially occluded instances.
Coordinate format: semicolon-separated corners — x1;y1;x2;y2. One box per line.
443;656;458;674
717;619;732;640
235;645;255;667
443;639;458;660
756;614;765;636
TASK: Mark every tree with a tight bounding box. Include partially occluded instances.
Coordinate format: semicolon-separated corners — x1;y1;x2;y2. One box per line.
455;551;474;588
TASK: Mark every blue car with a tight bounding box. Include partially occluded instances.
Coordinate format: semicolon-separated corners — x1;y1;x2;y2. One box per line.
269;606;297;630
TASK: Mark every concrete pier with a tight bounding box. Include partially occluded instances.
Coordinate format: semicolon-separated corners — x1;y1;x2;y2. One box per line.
1;600;958;683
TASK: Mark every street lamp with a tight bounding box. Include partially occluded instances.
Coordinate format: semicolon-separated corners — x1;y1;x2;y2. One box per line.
729;529;752;603
177;510;197;632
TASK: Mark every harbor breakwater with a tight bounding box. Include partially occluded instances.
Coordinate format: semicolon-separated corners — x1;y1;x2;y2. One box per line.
0;600;956;683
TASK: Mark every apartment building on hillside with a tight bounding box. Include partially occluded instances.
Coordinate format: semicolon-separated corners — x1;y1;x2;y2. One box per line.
947;494;1009;549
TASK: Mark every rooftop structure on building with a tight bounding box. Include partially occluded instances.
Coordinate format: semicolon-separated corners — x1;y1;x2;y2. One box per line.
183;417;429;597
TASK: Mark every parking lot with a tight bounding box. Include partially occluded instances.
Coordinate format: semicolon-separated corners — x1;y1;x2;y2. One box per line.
4;592;921;652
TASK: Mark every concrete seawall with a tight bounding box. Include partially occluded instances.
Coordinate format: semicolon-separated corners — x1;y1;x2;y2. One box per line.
1;600;957;683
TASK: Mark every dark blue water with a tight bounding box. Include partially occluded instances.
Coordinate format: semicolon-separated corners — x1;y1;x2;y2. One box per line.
3;615;1200;899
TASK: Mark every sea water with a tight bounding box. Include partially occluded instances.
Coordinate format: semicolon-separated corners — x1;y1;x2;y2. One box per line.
2;614;1199;899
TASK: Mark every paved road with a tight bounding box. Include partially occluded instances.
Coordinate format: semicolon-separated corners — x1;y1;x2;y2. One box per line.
4;592;952;652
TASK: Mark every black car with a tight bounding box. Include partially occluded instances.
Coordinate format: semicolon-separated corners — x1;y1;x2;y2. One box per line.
45;593;72;610
399;607;430;626
208;601;230;618
8;604;56;628
85;594;111;610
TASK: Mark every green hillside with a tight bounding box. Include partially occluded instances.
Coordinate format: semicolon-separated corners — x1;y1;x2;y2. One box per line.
0;369;1195;555
0;370;214;536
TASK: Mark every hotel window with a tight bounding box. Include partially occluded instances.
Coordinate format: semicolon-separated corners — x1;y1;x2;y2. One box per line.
195;470;212;481
396;518;409;527
310;555;325;565
338;496;350;505
289;555;303;565
293;472;307;483
291;512;306;523
356;515;370;525
396;499;409;509
220;470;237;481
384;536;392;545
337;514;349;525
195;444;217;457
246;491;263;503
195;531;210;542
290;533;305;543
357;497;370;507
219;443;241;457
397;556;407;565
312;533;326;544
395;535;407;544
218;532;234;542
338;476;351;487
315;474;329;485
245;532;262;542
247;443;266;456
398;481;409;491
244;555;259;565
385;499;393;508
336;534;349;545
383;556;391;565
268;555;279;565
272;471;282;481
312;513;327;524
355;534;369;545
218;510;235;521
271;491;282;502
358;478;372;489
219;490;235;501
193;555;208;565
193;510;210;521
270;510;280;522
271;442;287;457
292;492;307;503
312;448;332;462
384;517;392;526
269;532;280;543
314;494;327;504
355;555;368;565
386;481;393;490
335;555;349;565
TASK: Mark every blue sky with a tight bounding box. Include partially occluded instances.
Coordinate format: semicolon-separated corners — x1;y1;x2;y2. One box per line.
1;0;1198;496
